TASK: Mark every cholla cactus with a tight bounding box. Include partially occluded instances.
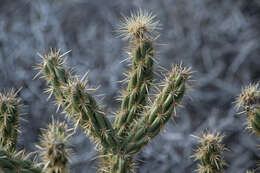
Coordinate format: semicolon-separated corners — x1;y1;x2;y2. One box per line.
36;118;73;173
193;131;227;173
36;9;192;173
236;83;260;135
0;89;21;152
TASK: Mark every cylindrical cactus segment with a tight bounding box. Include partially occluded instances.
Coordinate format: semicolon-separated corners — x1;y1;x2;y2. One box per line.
193;131;226;173
235;83;260;135
0;149;42;173
64;78;118;152
122;65;191;154
114;9;160;140
36;50;118;152
115;40;154;137
0;89;21;152
36;119;73;173
35;49;71;107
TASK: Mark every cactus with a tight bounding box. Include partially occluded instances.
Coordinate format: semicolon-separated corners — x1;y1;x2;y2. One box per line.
0;8;259;173
236;83;260;171
236;83;260;135
0;89;21;152
35;118;73;173
192;131;227;173
35;9;191;173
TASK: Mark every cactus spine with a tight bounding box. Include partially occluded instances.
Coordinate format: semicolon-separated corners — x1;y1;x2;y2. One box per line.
193;131;227;173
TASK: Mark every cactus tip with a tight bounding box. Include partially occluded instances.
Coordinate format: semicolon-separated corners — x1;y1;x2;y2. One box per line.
235;83;260;111
193;131;227;173
117;9;160;41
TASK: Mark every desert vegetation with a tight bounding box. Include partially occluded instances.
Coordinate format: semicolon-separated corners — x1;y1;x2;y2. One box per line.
1;1;260;172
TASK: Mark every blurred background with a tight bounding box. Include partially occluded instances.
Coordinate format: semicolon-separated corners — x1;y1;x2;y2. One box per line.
1;0;260;172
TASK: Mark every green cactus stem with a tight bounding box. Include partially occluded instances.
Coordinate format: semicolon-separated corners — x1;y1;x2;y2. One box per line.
114;9;159;140
0;149;42;173
36;118;73;173
236;83;260;135
193;131;227;173
36;50;118;152
36;9;193;173
0;89;21;152
114;40;154;138
121;65;191;154
98;154;133;173
64;77;118;152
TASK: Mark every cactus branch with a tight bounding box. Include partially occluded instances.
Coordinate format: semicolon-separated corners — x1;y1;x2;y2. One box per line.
192;131;227;173
36;50;118;152
64;77;118;152
36;118;73;173
114;9;160;142
115;40;154;138
0;89;21;152
122;65;191;154
236;83;260;136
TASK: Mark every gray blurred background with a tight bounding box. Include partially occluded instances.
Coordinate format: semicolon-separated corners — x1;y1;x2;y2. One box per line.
1;0;260;172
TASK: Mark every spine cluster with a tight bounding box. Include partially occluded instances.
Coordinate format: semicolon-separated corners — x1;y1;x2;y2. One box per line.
193;132;226;173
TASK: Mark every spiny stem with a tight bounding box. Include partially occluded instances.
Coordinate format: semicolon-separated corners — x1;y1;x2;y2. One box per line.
193;131;227;173
65;78;118;152
36;50;118;152
236;83;260;136
0;89;21;152
36;119;73;173
122;65;191;154
115;40;154;138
